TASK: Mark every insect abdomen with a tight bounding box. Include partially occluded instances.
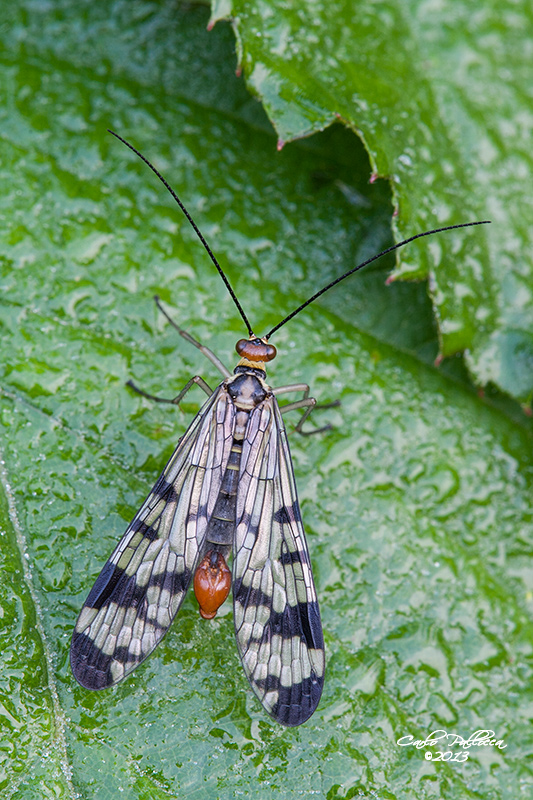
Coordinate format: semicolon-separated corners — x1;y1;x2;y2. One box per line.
193;440;241;617
202;442;241;546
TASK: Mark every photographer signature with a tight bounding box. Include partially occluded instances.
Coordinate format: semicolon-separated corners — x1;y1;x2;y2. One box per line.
396;729;506;762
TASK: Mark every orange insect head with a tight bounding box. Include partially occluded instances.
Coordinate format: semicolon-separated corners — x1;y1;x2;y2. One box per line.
235;336;277;372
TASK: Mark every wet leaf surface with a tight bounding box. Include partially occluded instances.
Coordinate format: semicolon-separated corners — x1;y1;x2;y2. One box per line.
0;2;531;798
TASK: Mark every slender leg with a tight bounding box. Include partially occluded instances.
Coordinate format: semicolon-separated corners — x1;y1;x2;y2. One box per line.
274;382;341;410
126;297;229;405
273;383;311;398
155;296;231;378
274;383;341;435
127;375;213;405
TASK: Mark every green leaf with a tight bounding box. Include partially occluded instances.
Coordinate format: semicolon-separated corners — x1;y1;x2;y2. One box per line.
0;2;531;799
211;0;533;404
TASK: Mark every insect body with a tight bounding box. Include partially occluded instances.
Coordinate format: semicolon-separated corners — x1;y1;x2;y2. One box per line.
70;130;490;725
71;333;324;725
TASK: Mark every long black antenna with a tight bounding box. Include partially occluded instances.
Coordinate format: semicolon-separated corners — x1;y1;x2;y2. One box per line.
107;129;254;337
265;220;491;339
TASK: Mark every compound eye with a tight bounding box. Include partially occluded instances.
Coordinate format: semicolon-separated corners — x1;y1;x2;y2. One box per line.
236;339;277;362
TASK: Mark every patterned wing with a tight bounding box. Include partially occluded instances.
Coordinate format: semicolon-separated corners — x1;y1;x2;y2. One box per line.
232;397;325;726
70;385;235;690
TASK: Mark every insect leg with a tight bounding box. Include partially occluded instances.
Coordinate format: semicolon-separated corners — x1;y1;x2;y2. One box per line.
274;383;340;409
274;384;340;435
126;298;231;404
127;375;213;405
154;296;231;378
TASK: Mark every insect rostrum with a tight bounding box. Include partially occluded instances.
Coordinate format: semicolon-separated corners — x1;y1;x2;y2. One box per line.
70;131;490;726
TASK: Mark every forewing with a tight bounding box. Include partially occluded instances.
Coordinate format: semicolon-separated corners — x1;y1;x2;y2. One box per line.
71;385;235;689
233;398;325;726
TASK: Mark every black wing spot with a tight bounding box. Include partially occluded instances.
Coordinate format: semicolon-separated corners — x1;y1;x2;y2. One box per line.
151;476;179;503
278;547;310;567
253;664;324;726
130;519;159;541
272;673;324;727
147;566;191;594
70;631;113;690
85;562;126;609
261;601;323;649
233;580;271;613
273;502;302;525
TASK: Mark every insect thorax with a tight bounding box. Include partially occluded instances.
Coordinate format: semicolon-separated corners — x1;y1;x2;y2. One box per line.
227;368;270;412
